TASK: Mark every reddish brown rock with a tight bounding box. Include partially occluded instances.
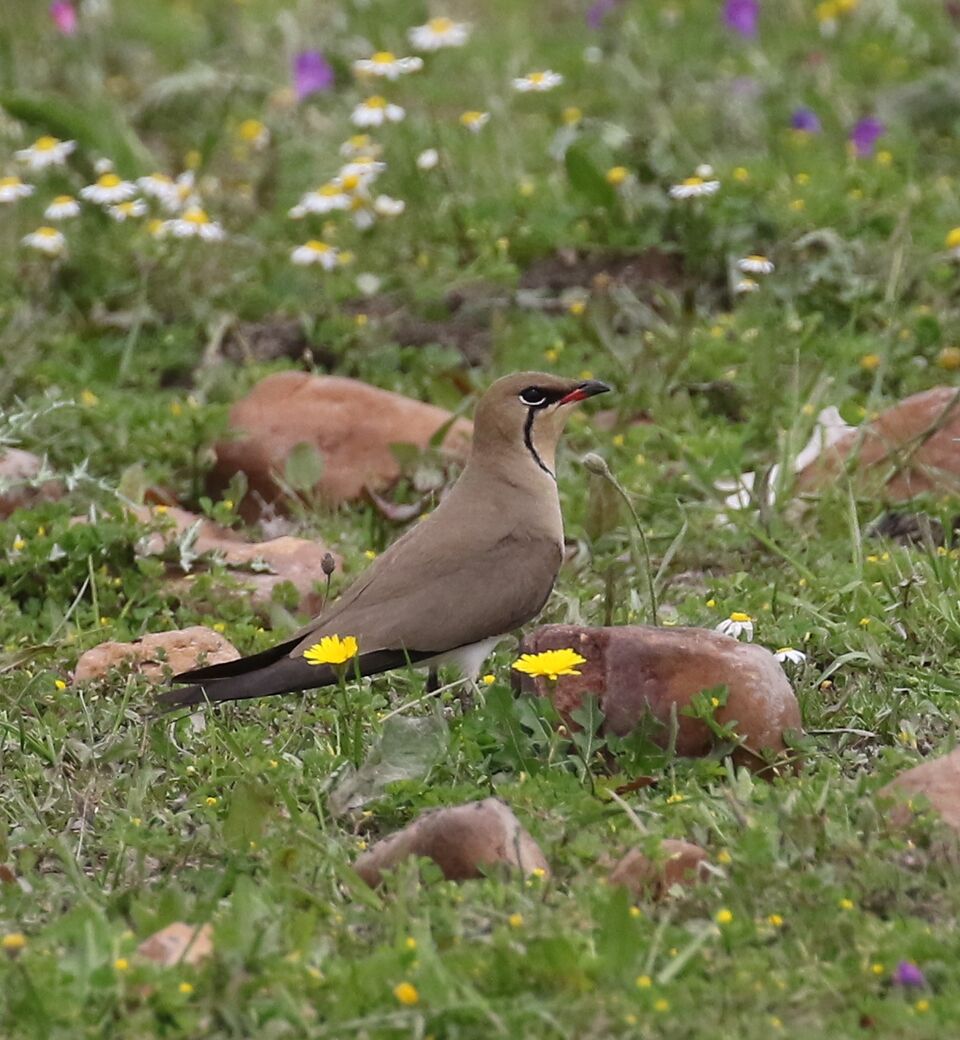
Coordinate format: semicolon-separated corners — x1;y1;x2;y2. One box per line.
354;797;549;887
609;840;710;899
878;748;960;832
73;626;240;683
0;448;62;518
137;922;214;967
130;504;338;615
516;625;801;770
207;372;473;519
796;386;960;500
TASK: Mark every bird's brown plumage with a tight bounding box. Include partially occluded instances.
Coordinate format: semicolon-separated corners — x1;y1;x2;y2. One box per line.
156;371;609;711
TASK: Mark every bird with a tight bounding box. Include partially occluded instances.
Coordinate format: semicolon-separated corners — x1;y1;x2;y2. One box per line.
156;371;610;712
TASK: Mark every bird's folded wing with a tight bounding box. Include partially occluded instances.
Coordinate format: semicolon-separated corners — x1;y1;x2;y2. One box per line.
289;525;563;659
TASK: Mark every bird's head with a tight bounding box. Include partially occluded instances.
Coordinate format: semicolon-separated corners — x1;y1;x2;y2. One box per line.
471;371;611;477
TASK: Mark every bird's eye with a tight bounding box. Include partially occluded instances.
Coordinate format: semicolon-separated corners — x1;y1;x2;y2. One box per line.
518;387;547;407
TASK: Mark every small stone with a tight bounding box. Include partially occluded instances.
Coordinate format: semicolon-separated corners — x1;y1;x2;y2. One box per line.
73;626;240;683
131;505;339;616
878;747;960;832
137;922;214;966
797;387;960;500
515;624;802;771
609;840;710;899
354;797;549;887
0;448;62;518
208;372;472;519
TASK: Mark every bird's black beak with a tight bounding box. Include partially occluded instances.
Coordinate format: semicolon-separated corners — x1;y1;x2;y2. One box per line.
558;380;612;406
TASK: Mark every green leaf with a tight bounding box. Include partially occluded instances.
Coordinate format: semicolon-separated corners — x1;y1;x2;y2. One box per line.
223;781;273;851
565;143;617;209
283;441;324;493
0;92;154;175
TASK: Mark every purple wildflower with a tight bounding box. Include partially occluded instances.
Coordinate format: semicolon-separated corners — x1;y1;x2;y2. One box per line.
586;0;621;29
892;962;926;989
850;116;885;157
791;107;821;133
293;51;334;101
49;0;77;35
723;0;759;38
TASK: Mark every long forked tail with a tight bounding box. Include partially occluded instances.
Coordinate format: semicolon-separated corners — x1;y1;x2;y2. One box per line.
153;647;436;714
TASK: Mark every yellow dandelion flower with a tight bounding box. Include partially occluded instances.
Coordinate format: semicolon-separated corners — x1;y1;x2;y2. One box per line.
2;932;26;953
871;962;885;975
859;353;881;371
563;106;583;125
606;165;629;186
715;908;734;925
567;299;586;316
114;957;130;972
839;897;855;910
508;913;524;929
178;981;194;995
304;635;359;666
404;937;417;950
512;648;586;681
636;974;652;989
733;166;750;182
936;347;960;370
945;227;960;250
654;998;670;1012
717;849;732;865
767;914;784;927
205;797;219;807
915;998;930;1013
393;981;419;1006
482;674;496;685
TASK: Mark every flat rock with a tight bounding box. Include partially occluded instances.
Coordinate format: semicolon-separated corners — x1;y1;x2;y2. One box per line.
515;624;802;770
208;372;473;519
73;625;240;683
609;839;710;899
132;505;338;615
354;797;549;887
796;386;960;500
0;448;62;518
878;747;960;832
137;922;214;966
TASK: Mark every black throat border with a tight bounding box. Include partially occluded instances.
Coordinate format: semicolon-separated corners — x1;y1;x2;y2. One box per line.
523;408;555;480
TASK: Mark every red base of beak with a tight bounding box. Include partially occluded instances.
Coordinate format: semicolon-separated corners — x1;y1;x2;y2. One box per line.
559;380;612;405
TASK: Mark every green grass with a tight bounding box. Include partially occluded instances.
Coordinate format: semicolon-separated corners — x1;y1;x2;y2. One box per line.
2;0;960;1036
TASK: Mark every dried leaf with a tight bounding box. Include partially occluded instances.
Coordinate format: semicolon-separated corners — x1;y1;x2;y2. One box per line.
137;922;213;967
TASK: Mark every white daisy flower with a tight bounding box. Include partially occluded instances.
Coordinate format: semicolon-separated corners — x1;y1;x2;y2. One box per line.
513;70;564;93
0;176;34;203
296;183;352;215
459;110;490;133
350;196;376;230
291;240;339;269
22;226;66;256
338;157;387;184
165;207;225;241
108;198;147;221
44;194;80;220
417;148;439;171
356;272;382;295
373;194;404;217
14;135;76;171
353;51;423;80
236;118;270;151
734;277;760;294
339;134;380;158
774;647;807;666
715;612;754;641
138;172;175;201
351;96;405;127
80;172;137;205
408;16;471;51
737;254;775;275
668;175;720;200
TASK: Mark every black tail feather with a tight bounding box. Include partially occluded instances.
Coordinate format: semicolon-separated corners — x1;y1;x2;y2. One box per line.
172;635;303;683
154;647;438;714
